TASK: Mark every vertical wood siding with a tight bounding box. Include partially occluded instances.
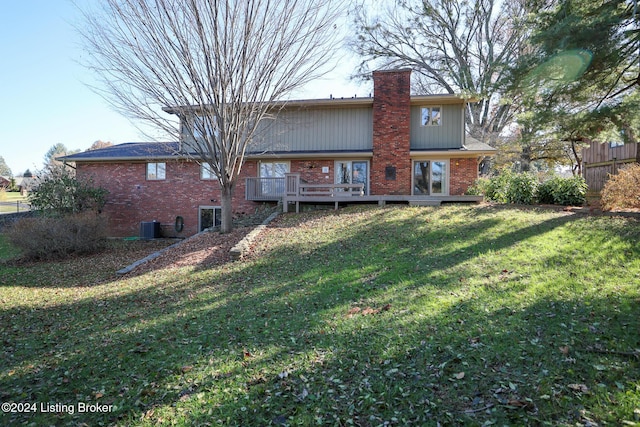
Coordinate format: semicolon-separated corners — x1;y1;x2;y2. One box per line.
250;107;373;152
410;104;463;150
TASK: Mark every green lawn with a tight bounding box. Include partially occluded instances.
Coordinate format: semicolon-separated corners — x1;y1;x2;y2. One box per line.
0;191;29;213
1;205;639;426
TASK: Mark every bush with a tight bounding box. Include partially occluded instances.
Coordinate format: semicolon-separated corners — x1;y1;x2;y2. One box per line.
505;172;538;204
29;167;108;216
469;172;586;206
7;212;108;260
470;171;537;204
601;163;640;211
536;178;557;205
538;176;587;206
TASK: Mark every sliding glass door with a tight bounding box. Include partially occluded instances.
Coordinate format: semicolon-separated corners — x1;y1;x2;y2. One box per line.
335;160;368;194
413;160;448;195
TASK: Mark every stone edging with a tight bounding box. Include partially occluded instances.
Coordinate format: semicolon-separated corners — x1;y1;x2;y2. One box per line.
115;237;191;275
116;210;280;274
230;211;279;260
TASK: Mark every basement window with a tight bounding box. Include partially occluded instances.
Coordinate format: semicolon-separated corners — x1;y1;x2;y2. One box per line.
146;162;166;180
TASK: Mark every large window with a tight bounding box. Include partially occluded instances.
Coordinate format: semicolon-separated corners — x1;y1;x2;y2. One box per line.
146;162;166;180
413;160;448;195
421;106;441;126
199;206;221;231
335;160;368;194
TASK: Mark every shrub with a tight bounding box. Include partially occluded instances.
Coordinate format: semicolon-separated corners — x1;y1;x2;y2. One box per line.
465;177;490;196
536;178;557;204
601;163;640;211
480;172;512;203
29;168;108;216
472;171;537;204
505;172;538;204
7;212;108;260
538;176;587;206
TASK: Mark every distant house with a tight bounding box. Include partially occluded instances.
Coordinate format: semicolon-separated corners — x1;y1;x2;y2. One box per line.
0;176;10;190
582;141;639;193
12;176;36;195
60;69;496;237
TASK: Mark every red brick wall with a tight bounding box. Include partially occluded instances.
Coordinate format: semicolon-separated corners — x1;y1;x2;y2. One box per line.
77;160;259;237
449;157;478;196
290;160;334;184
371;69;412;195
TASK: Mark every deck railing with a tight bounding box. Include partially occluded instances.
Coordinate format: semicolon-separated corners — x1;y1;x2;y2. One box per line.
245;177;286;201
246;174;365;203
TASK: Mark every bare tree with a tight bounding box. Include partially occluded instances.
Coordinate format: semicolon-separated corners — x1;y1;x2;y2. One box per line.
87;140;114;151
79;0;345;232
352;0;530;146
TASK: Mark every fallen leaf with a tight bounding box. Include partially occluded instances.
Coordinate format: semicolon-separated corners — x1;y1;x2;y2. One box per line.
453;372;465;380
559;346;570;355
568;383;589;393
506;399;535;410
181;365;193;373
361;307;379;316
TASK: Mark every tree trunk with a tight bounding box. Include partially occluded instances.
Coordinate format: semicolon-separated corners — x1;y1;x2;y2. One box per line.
520;144;532;172
220;184;234;234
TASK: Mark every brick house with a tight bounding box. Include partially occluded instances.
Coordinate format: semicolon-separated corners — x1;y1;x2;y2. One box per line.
61;69;495;237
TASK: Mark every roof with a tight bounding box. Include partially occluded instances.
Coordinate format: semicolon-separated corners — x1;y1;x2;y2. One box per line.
463;136;498;153
60;136;496;163
164;94;477;114
58;142;187;162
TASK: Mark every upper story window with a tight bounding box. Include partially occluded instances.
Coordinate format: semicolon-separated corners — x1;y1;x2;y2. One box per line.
146;162;166;180
185;115;218;142
201;163;217;180
421;106;441;126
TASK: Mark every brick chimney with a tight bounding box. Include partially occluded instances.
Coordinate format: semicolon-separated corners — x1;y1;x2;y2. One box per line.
371;69;412;195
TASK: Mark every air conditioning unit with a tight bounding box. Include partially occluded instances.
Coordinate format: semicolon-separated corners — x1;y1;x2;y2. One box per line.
140;221;160;239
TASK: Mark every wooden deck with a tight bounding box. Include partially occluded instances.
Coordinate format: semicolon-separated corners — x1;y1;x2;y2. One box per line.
282;194;483;212
245;175;483;213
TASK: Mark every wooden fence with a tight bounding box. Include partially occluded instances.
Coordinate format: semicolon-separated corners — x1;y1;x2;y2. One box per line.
582;142;638;193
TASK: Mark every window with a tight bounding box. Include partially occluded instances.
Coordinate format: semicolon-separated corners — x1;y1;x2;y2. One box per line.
199;206;221;231
335;160;368;194
421;106;441;126
413;160;448;195
260;162;289;178
201;163;217;180
146;162;166;180
184;115;218;142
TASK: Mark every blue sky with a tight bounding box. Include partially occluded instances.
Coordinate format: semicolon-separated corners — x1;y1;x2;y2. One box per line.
0;1;368;176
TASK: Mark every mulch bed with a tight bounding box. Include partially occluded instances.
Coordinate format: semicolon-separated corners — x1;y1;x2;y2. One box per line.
131;227;252;274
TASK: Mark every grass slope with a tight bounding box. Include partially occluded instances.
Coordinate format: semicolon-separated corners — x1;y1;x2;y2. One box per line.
1;205;639;426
